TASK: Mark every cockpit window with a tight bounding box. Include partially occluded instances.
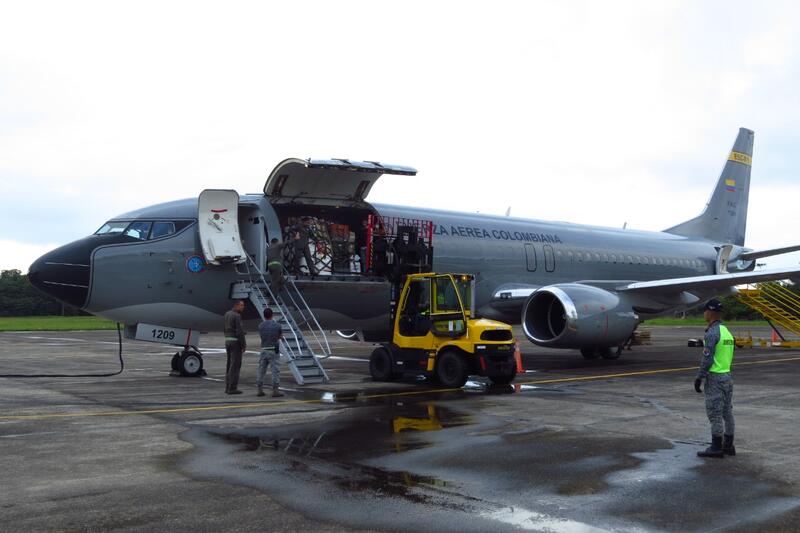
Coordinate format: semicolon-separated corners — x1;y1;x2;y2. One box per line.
151;221;176;239
95;219;192;240
124;221;152;240
95;221;129;235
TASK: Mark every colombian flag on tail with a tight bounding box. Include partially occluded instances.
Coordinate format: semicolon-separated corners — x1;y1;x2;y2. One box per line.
725;179;736;192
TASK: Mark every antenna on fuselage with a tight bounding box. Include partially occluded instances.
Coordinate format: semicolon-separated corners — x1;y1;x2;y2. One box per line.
505;206;511;217
622;222;628;229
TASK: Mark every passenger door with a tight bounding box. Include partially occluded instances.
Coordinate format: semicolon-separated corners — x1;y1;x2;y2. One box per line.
198;189;247;265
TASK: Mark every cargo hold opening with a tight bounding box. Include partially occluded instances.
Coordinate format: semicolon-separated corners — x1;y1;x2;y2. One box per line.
263;158;431;280
271;203;376;276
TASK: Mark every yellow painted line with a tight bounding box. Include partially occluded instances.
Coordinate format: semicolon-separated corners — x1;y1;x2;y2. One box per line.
519;366;697;385
2;356;799;422
0;386;462;422
517;356;800;385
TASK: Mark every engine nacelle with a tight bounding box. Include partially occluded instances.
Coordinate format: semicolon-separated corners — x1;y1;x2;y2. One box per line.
522;284;638;349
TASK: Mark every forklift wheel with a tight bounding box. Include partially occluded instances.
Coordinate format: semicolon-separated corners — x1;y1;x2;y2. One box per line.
435;350;468;388
489;368;517;385
369;347;398;381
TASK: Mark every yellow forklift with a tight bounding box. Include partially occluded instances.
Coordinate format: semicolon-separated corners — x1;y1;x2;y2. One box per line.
369;272;518;388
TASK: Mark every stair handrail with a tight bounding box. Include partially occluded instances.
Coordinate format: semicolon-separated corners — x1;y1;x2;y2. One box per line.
245;256;331;359
742;296;797;330
281;271;332;359
760;282;800;317
737;283;800;337
242;259;305;360
757;286;800;332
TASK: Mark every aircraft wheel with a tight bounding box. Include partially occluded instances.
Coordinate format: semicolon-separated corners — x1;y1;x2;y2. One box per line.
599;346;621;360
436;350;468;388
580;348;600;359
179;350;204;377
171;352;181;371
369;347;397;381
489;367;517;385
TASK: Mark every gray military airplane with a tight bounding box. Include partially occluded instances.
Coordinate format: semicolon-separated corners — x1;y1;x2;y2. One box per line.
29;127;800;372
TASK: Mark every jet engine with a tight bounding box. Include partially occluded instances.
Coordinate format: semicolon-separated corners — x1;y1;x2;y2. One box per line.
521;284;638;348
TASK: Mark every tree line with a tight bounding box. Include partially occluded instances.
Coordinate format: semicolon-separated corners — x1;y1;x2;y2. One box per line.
0;269;85;317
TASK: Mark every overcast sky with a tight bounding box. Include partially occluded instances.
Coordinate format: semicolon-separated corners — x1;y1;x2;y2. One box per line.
2;1;799;272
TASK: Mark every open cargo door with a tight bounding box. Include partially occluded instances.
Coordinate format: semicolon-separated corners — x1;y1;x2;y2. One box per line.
264;158;417;206
198;189;247;265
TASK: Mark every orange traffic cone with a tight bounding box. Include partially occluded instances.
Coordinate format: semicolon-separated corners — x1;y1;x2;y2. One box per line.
514;343;524;373
771;329;779;344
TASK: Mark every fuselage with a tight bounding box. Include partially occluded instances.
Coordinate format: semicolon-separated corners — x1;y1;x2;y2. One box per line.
29;195;724;334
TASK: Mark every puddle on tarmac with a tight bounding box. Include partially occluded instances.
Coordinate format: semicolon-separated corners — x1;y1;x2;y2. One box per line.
216;400;472;463
180;394;800;532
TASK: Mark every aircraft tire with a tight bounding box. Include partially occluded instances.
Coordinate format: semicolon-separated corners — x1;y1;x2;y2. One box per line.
179;350;204;377
171;352;181;371
580;348;600;359
369;347;397;381
599;346;621;360
435;350;468;388
489;367;517;385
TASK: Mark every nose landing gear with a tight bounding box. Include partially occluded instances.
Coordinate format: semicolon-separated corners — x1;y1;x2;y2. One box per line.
171;348;206;377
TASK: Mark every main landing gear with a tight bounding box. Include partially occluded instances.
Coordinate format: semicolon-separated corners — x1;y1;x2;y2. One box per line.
171;348;206;377
580;346;620;360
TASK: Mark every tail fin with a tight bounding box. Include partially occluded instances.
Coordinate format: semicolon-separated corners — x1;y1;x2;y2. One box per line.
664;127;754;246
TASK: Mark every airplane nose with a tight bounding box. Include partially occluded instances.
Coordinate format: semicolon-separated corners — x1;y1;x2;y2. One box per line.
28;239;94;309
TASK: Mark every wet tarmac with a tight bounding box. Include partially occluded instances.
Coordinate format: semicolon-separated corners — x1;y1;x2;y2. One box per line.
1;325;800;531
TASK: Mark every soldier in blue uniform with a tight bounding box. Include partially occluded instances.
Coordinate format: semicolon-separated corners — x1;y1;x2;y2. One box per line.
694;298;736;458
256;307;284;398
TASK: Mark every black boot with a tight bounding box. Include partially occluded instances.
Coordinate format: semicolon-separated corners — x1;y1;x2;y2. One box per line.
723;434;736;456
697;435;725;458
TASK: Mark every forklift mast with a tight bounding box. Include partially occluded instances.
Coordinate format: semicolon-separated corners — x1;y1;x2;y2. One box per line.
365;214;435;326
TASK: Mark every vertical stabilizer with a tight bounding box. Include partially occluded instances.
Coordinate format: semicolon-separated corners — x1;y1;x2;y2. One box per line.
664;128;754;246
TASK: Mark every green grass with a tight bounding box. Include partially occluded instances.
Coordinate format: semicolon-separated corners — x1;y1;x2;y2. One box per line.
0;316;118;332
645;317;770;327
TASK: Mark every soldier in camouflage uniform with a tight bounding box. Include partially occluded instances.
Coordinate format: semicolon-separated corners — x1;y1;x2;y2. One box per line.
694;298;736;458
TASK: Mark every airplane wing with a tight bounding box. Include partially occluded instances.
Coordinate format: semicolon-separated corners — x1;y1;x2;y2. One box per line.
617;266;800;294
492;284;539;300
483;283;540;322
737;244;800;261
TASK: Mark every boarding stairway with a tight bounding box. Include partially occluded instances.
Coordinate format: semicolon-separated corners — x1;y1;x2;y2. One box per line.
239;260;331;385
737;282;800;338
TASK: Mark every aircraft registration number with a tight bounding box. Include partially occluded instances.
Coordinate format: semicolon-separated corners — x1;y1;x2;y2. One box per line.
134;323;199;347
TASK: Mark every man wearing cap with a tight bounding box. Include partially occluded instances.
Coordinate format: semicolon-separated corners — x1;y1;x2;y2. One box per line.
256;307;284;398
694;298;736;458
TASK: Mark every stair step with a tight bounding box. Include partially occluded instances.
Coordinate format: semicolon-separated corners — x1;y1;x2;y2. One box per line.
247;280;330;386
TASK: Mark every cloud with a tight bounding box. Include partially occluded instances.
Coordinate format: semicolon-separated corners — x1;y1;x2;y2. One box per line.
0;240;59;272
1;0;799;258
